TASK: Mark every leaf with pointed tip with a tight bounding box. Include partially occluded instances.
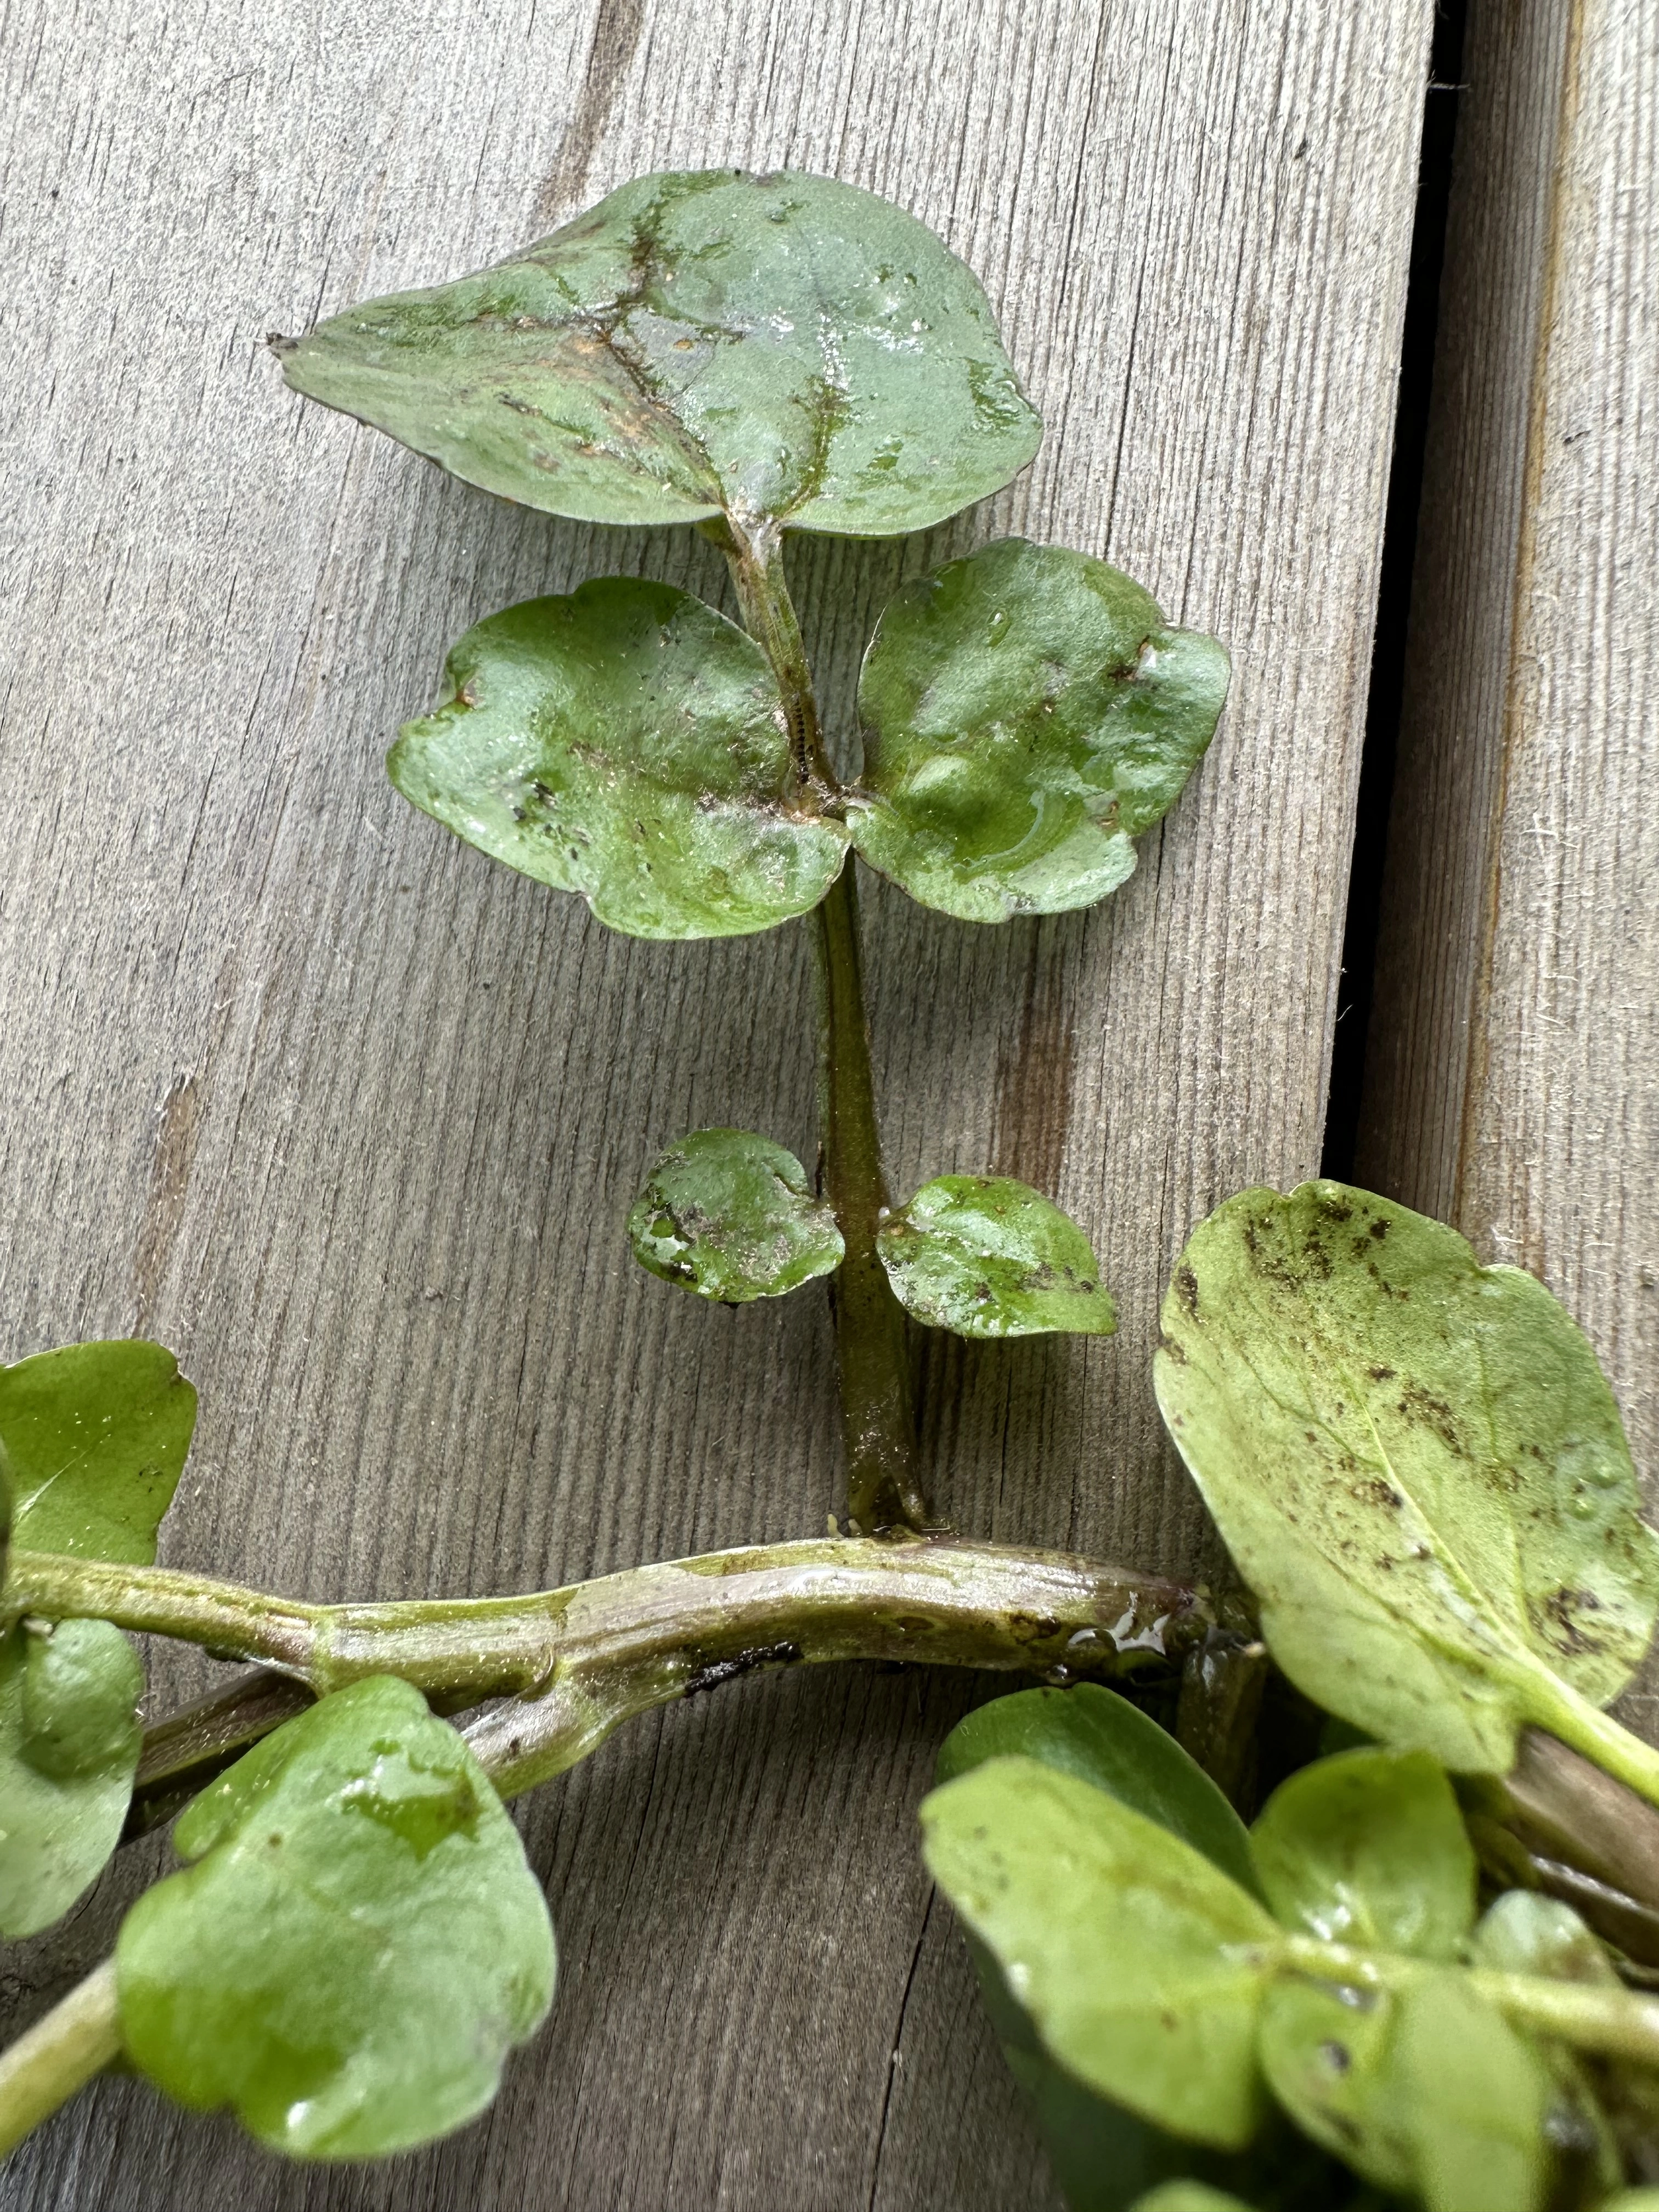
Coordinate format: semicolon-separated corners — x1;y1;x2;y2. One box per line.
877;1174;1116;1337
278;169;1041;537
1153;1181;1659;1776
922;1756;1278;2150
117;1675;555;2159
1250;1748;1476;1962
0;1340;197;1562
391;578;847;938
0;1617;144;1936
847;540;1227;921
628;1128;843;1300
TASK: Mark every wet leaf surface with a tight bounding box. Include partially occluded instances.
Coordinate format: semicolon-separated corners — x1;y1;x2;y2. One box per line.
849;539;1227;920
391;578;848;938
279;169;1040;536
628;1128;843;1299
117;1675;555;2159
1250;1748;1475;1962
876;1173;1116;1336
941;1699;1364;2210
0;1617;143;1937
0;1340;196;1562
1153;1181;1659;1773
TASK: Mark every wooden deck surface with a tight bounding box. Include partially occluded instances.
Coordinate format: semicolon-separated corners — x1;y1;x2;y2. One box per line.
1359;0;1658;1723
2;0;1439;2204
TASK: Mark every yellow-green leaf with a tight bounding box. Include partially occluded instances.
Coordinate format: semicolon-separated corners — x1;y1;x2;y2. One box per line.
117;1676;555;2159
1153;1182;1659;1776
1250;1748;1475;1961
921;1756;1277;2149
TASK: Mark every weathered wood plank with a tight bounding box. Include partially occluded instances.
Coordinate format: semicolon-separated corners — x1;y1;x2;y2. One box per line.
0;0;1431;2203
1358;0;1658;1734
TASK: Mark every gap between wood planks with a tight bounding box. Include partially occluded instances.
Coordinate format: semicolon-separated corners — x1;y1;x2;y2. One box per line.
1322;0;1469;1182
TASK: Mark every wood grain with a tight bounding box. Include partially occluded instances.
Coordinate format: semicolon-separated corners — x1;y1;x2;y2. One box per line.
0;0;1431;2202
1358;0;1658;1732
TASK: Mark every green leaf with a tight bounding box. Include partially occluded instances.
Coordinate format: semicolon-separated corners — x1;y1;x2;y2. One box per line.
877;1175;1116;1338
628;1128;843;1300
1256;1977;1413;2193
847;539;1228;921
1152;1181;1659;1774
0;1618;143;1937
968;1929;1197;2212
1259;1971;1550;2211
921;1755;1278;2149
1392;1973;1550;2212
278;169;1041;537
1466;1895;1623;2201
391;578;847;939
21;1616;145;1780
0;1340;197;1562
1129;2188;1257;2212
0;1341;188;1934
117;1675;556;2158
938;1684;1258;1898
1470;1891;1618;1985
1250;1748;1475;1961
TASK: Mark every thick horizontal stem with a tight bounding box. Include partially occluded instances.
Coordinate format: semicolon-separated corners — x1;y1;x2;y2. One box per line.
460;1536;1204;1797
123;1670;317;1841
6;1537;1207;1793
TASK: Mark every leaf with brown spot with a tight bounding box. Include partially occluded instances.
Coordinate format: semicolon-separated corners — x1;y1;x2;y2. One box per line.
277;170;1040;537
1153;1181;1659;1789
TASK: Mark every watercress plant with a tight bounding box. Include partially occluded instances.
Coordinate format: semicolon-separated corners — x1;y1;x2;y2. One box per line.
3;168;1657;2210
275;165;1229;1533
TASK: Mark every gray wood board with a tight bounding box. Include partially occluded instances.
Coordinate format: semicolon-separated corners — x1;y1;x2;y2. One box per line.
0;0;1432;2203
1358;0;1657;1725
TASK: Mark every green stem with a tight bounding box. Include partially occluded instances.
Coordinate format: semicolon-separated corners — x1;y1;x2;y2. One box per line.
5;1537;1206;1782
708;514;926;1532
707;512;836;795
1282;1932;1659;2069
1470;1965;1659;2068
0;1962;121;2160
1533;1674;1659;1816
812;861;928;1533
123;1670;316;1841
